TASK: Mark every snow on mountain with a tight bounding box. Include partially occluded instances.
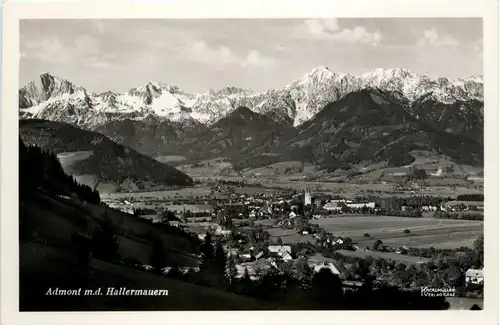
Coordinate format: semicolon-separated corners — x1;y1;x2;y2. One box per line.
19;67;483;129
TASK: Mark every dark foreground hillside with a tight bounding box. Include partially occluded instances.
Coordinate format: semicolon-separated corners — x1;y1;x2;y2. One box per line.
20;242;279;311
19;138;280;311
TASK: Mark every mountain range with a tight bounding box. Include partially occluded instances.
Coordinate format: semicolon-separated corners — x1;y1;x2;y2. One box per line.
19;66;483;128
19;67;484;172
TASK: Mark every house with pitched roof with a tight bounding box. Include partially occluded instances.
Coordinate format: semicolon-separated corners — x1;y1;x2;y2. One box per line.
312;262;340;275
268;245;293;261
465;268;484;285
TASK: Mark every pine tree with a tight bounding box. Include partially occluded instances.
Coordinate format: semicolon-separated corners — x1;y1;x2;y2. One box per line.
243;267;250;280
214;240;227;280
225;256;237;284
200;232;214;271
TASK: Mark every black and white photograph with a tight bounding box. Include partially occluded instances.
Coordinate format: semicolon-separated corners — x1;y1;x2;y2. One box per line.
1;0;499;324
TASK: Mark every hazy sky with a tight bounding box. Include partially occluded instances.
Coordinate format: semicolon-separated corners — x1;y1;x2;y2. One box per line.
19;18;483;93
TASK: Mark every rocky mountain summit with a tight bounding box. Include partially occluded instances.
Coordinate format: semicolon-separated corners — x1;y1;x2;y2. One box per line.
19;67;483;129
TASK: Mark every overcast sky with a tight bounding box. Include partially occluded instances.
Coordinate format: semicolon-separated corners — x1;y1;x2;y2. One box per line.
19;18;482;93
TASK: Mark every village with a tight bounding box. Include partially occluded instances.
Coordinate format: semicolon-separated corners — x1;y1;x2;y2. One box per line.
101;181;484;296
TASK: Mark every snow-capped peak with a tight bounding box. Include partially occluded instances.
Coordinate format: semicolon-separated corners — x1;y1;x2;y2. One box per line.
19;67;483;130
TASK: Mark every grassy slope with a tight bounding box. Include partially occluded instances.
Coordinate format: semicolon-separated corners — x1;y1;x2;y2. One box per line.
20;242;281;311
20;192;282;310
21;191;199;266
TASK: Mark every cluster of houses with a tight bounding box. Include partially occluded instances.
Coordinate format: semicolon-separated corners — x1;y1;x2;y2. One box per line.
323;199;376;212
228;244;348;281
440;201;484;212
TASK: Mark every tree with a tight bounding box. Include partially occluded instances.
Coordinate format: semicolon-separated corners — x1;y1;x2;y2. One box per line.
473;236;484;268
214;240;227;282
404;229;411;234
243;266;251;280
293;257;313;282
431;275;444;288
354;259;371;280
473;236;484;252
310;268;343;308
225;256;237;285
276;238;283;245
409;168;428;180
200;232;214;271
373;239;383;251
341;204;351;214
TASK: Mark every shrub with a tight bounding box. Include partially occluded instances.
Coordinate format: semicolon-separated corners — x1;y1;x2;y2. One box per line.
404;229;411;234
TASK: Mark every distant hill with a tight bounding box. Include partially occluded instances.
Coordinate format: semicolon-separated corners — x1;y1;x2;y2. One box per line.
94;115;206;157
277;89;483;171
182;106;296;160
408;97;483;144
19;119;193;191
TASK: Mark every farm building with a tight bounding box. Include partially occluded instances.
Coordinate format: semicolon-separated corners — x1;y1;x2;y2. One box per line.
323;201;375;211
226;248;239;257
268;245;293;261
443;201;484;211
323;203;342;211
312;262;340;275
240;254;252;261
346;202;376;209
465;268;484;285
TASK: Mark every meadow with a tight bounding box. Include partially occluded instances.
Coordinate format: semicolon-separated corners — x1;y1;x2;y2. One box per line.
311;216;483;249
335;249;430;265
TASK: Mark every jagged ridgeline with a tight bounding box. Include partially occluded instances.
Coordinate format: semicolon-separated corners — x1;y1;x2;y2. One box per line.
18;67;483;170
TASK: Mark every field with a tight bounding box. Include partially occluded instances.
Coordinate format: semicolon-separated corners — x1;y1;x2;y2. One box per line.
101;186;213;200
311;216;483;249
255;219;275;226
335;249;430;265
154;155;188;163
267;228;315;244
57;151;93;169
177;158;236;177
